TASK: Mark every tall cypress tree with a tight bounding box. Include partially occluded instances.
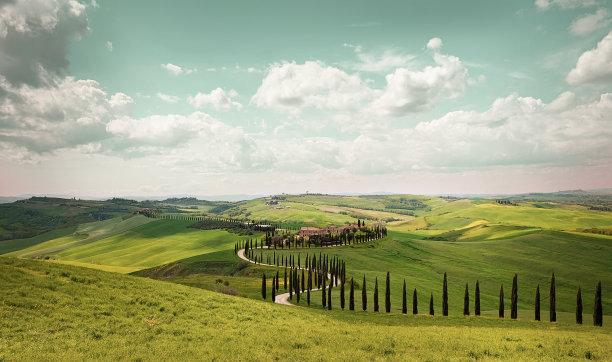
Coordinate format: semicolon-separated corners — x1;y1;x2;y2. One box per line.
289;270;293;300
475;280;480;316
463;283;470;316
261;274;267;300
301;269;305;292
284;268;287;290
550;273;556;322
576;286;583;324
594;280;602;327
429;293;434;315
511;274;518;319
413;288;418;315
340;280;345;310
402;279;407;314
442;272;448;316
326;279;332;310
271;276;276;302
385;272;391;313
322;277;327;307
535;284;541;321
362;275;367;311
499;284;504;318
349;278;355;311
374;277;379;312
307;273;311;306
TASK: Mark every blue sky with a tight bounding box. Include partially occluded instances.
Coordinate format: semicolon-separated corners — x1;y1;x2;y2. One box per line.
1;0;612;197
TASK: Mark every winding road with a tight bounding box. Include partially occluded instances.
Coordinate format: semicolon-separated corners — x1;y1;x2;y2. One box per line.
237;247;341;306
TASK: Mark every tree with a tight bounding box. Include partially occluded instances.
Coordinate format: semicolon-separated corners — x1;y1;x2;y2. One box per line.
511;274;518;319
413;288;418;315
385;272;391;313
276;271;279;291
442;272;448;316
429;293;434;315
499;284;504;318
301;269;305;292
328;281;332;310
374;277;379;312
271;276;276;302
307;273;311;306
261;274;267;300
362;275;367;311
289;269;293;300
402;279;407;314
295;272;300;303
576;286;583;324
463;283;470;316
322;277;327;308
594;280;602;326
475;280;480;316
349;278;355;311
340;280;345;310
550;273;556;322
284;268;287;290
535;284;541;321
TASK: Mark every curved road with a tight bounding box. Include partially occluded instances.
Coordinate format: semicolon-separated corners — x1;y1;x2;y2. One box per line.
237;247;341;306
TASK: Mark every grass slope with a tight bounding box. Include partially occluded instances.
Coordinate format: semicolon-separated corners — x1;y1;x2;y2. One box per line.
1;257;610;360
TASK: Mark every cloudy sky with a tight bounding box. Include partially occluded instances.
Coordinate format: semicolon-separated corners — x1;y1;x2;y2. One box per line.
1;0;612;198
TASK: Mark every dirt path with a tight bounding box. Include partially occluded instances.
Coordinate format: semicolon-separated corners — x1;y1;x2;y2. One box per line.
237;246;341;306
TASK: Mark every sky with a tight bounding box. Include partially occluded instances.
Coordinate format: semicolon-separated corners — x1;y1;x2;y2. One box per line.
1;0;612;198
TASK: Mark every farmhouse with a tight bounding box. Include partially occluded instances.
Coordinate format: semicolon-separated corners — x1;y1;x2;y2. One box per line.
298;222;361;238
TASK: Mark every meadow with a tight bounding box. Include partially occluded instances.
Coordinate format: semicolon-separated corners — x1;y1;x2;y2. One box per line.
1;256;610;360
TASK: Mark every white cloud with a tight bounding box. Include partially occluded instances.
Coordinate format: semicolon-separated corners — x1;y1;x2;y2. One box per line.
352;50;415;73
426;37;442;50
188;88;242;111
567;30;612;84
369;53;468;116
569;9;611;35
252;61;373;113
0;0;88;86
508;71;532;80
106;40;113;52
161;63;183;75
156;92;180;103
535;0;598;10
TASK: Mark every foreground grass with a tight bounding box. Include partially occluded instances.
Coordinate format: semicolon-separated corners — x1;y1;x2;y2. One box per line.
1;257;610;360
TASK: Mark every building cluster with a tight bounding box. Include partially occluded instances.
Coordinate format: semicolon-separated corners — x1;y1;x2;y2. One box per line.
298;222;362;238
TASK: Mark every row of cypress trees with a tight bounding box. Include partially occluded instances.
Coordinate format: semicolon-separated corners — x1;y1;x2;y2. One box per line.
262;270;604;327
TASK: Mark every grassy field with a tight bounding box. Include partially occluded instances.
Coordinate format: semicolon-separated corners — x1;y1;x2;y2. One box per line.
1;256;610;360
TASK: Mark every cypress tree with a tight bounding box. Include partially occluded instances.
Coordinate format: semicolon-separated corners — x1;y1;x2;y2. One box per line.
463;283;470;316
340;280;345;310
322;277;326;308
550;273;556;322
442;272;448;316
402;279;407;314
374;277;379;312
350;278;355;311
362;275;367;311
576;286;583;324
301;269;305;292
328;281;332;310
284;268;287;290
535;284;541;321
475;280;480;316
594;280;602;327
307;272;311;306
429;293;434;315
499;284;504;318
289;270;293;300
511;274;518;319
262;274;267;300
271;276;276;302
296;273;300;303
413;288;418;314
385;272;391;313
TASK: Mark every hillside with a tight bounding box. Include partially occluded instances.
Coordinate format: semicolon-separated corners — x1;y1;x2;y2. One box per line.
1;257;610;360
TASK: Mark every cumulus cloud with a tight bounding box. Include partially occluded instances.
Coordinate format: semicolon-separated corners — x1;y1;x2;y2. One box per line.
251;61;373;113
253;40;467;118
161;63;196;75
0;0;88;87
156;92;180;103
567;30;612;84
188;88;242;111
570;9;611;35
106;40;113;52
426;37;442;50
535;0;598;10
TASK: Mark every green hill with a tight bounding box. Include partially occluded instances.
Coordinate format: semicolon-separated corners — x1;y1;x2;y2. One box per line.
1;257;610;360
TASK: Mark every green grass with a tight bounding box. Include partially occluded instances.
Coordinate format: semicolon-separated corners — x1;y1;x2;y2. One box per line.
255;230;611;319
43;220;250;272
0;226;77;254
1;256;610;360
